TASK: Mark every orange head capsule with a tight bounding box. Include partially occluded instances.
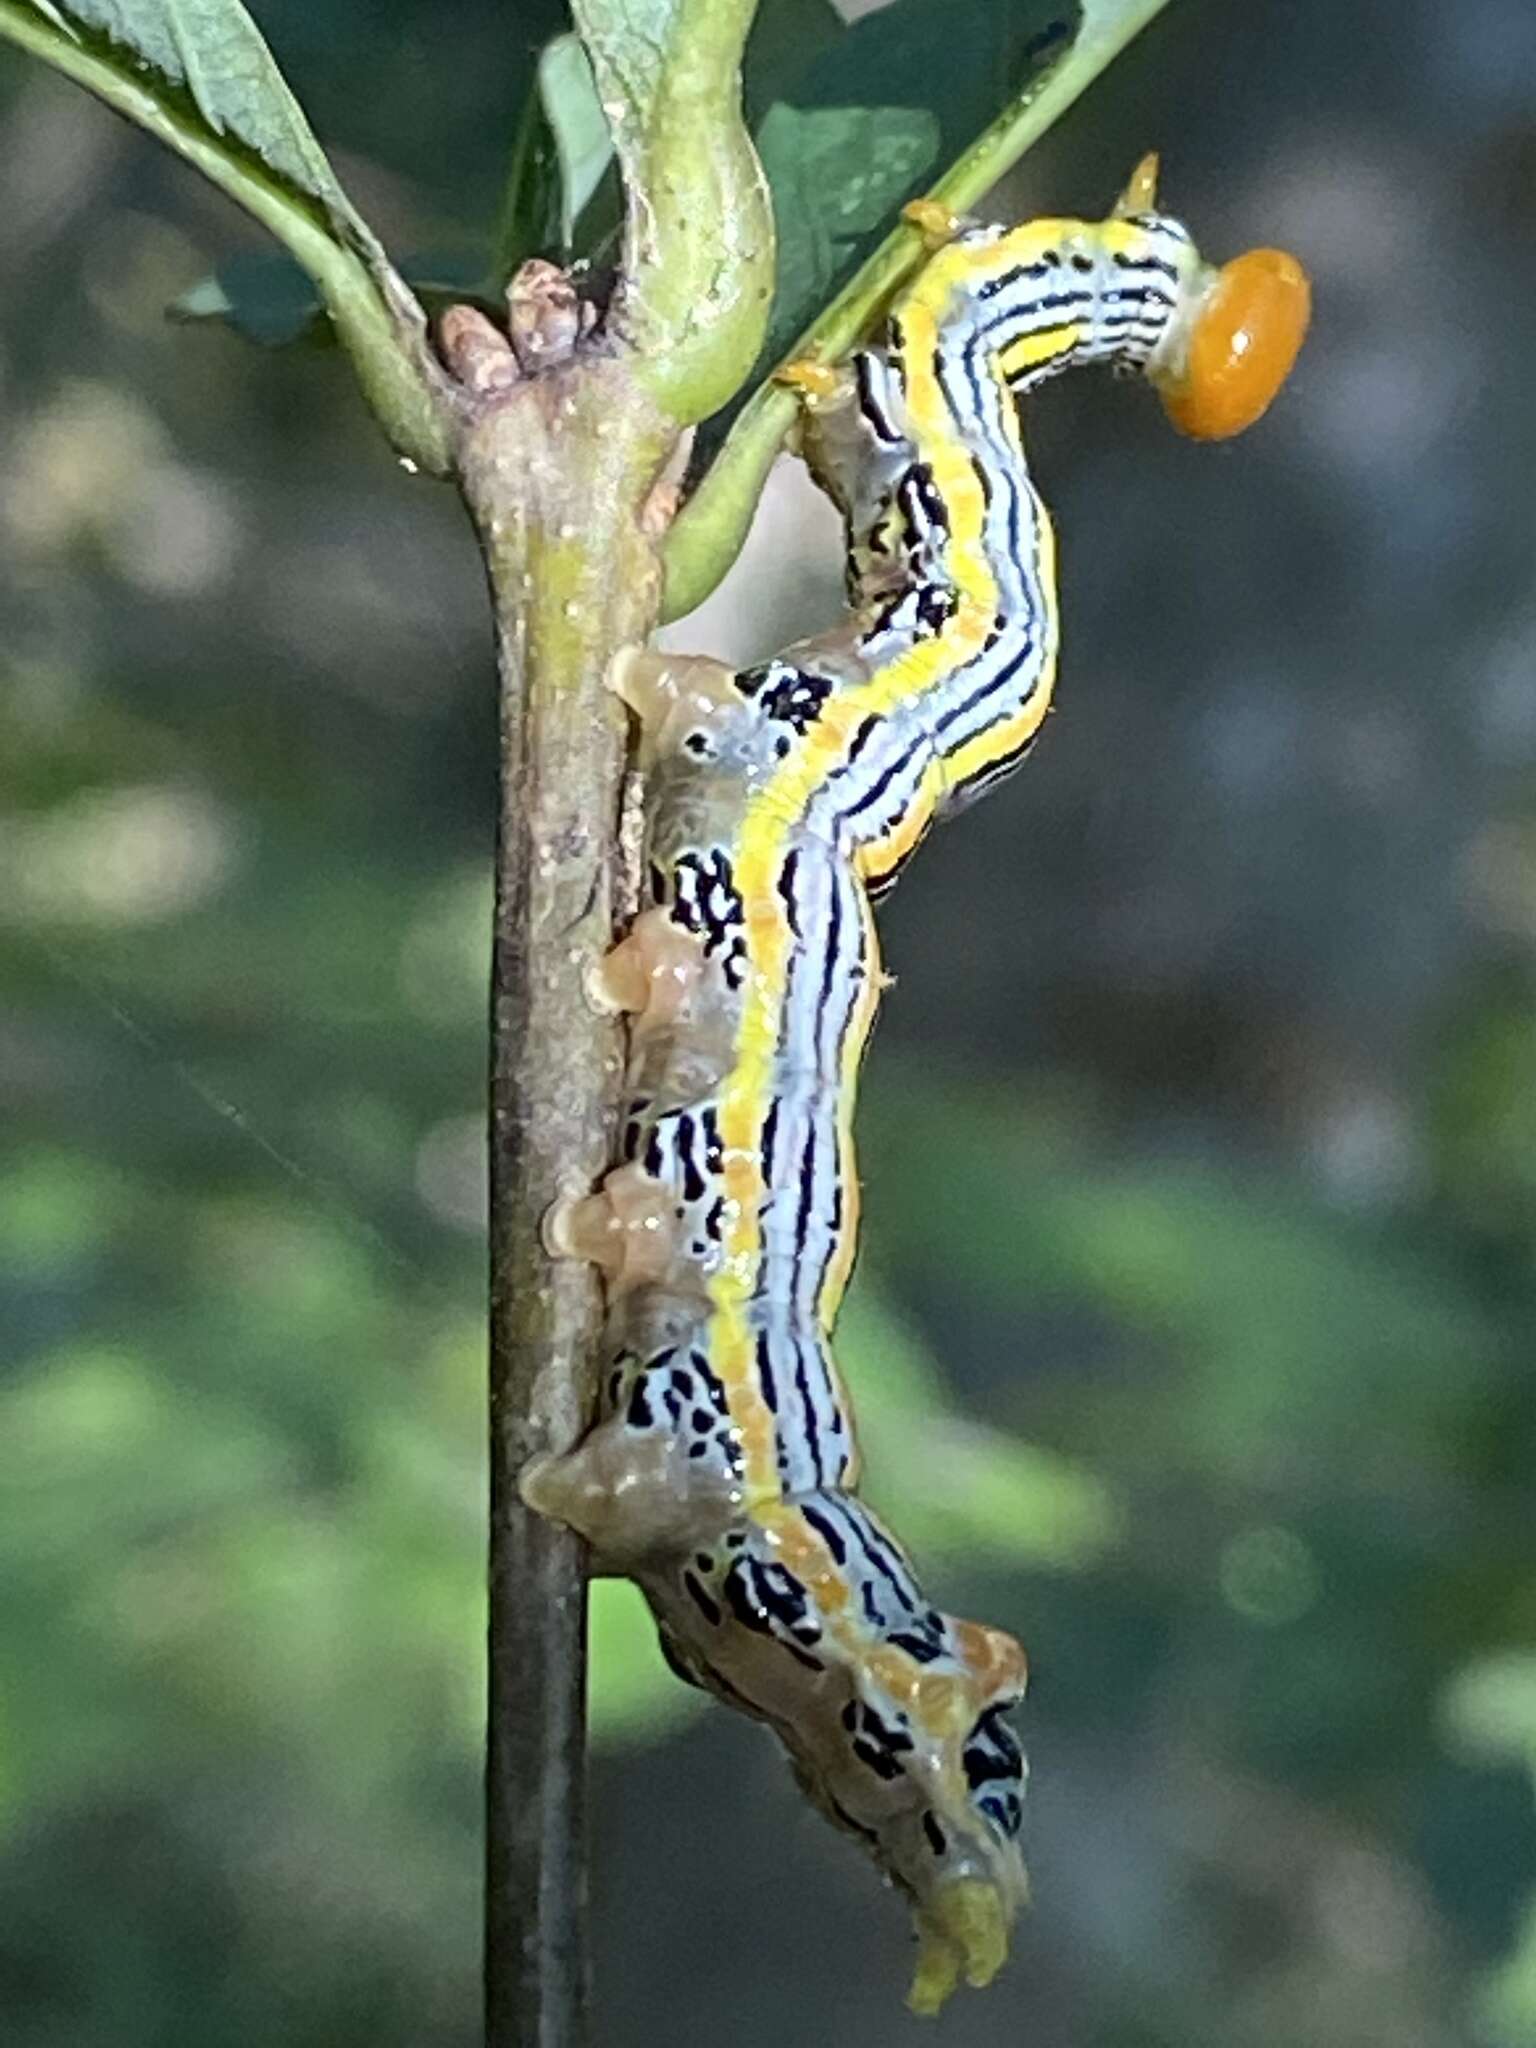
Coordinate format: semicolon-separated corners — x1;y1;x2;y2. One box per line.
1157;247;1311;441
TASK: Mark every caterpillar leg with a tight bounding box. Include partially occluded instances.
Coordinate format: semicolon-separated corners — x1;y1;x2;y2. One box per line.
611;646;736;727
901;196;967;250
544;1160;679;1293
777;358;860;464
610;647;748;768
776;356;848;404
520;1421;722;1561
591;905;705;1037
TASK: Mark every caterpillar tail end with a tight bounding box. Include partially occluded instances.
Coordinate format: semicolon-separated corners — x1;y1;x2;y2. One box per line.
907;1879;1011;2017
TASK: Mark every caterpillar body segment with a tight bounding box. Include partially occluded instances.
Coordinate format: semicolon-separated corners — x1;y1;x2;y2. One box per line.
527;171;1309;2009
589;905;707;1038
542;1159;681;1296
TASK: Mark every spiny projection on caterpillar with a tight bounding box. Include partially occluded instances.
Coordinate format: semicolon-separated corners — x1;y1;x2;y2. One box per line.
521;154;1310;2013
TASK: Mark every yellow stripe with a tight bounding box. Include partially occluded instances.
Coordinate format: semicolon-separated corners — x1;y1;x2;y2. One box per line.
706;226;1083;1506
999;322;1084;381
856;753;944;891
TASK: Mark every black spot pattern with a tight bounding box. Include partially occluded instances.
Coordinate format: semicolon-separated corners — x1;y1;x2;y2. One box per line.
737;662;835;736
962;1705;1026;1841
668;848;747;989
622;1342;739;1475
842;1698;916;1783
722;1554;824;1668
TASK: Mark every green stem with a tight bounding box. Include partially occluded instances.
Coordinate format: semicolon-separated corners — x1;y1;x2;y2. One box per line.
572;0;774;425
659;0;1178;621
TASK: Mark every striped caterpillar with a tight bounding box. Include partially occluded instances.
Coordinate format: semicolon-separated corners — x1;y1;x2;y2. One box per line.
522;156;1309;2012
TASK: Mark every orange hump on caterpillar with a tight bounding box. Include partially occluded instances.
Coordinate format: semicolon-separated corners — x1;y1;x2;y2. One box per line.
1153;242;1311;441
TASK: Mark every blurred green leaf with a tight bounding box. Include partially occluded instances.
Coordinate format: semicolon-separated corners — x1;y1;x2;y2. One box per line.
842;1276;1120;1568
170;251;492;347
1434;993;1536;1243
1443;1652;1536;1771
1479;1900;1536;2048
861;1066;1495;1484
0;1149;118;1271
590;1579;706;1745
0;0;453;468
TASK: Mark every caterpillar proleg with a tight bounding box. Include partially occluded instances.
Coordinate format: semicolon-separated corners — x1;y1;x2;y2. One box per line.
522;156;1309;2013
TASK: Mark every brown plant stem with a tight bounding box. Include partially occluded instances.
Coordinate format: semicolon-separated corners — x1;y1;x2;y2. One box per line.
453;328;675;2048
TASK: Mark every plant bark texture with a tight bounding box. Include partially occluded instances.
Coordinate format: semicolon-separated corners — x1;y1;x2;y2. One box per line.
460;354;675;2048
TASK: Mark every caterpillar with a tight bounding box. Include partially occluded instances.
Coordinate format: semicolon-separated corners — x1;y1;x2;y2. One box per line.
522;156;1309;2013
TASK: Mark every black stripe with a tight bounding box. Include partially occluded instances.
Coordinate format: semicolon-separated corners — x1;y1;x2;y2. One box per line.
946;727;1042;806
800;1501;847;1563
1113;248;1180;282
753;1329;779;1412
853;349;901;444
793;1337;823;1484
776;849;801;937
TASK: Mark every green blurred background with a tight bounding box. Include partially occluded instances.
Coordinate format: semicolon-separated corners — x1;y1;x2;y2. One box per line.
4;2;1536;2043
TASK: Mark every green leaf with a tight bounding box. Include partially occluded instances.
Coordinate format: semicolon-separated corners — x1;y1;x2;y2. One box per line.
570;0;775;424
0;0;455;472
539;32;614;252
756;100;940;372
841;1279;1120;1570
170;250;492;349
747;0;1079;370
488;30;618;283
19;0;371;234
787;0;1081;147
